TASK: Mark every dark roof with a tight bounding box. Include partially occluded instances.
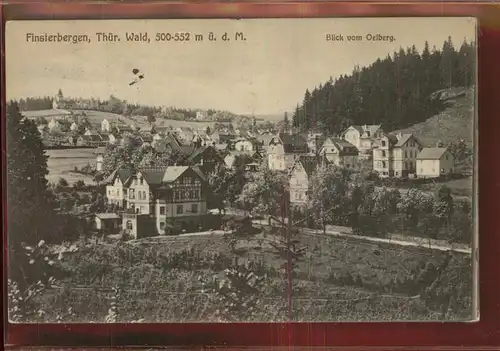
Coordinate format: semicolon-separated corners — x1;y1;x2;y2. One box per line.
138;170;167;185
272;133;308;153
140;134;153;142
416;148;449;160
257;134;274;146
293;155;320;176
134;166;196;185
343;125;382;137
177;145;196;156
191;166;207;182
328;138;358;155
80;135;102;142
104;168;132;184
394;133;414;147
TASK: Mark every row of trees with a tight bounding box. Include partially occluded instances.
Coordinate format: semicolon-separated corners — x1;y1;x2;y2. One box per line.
231;162;472;244
292;38;476;135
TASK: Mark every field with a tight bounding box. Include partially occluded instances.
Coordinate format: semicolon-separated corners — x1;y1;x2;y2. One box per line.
129;115;216;130
394;87;474;147
35;228;473;323
71;110;139;129
46;148;96;185
386;175;474;199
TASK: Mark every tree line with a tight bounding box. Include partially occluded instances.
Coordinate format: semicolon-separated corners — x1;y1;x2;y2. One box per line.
292;37;476;135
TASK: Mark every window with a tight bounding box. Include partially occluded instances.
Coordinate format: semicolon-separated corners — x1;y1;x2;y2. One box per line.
184;177;192;184
177;205;183;214
405;151;408;158
382;161;386;168
160;206;166;215
191;204;198;213
160;222;165;230
139;177;144;185
446;155;449;160
129;189;135;199
382;140;386;147
126;221;133;230
143;191;147;200
382;151;386;157
108;190;111;196
136;208;140;214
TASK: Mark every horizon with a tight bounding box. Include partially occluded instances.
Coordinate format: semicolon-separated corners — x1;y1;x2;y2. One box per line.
6;18;476;116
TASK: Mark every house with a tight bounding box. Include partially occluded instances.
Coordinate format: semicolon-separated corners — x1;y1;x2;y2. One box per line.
267;133;309;171
104;168;133;207
95;213;121;233
115;124;135;134
208;131;220;144
234;138;261;152
289;155;320;205
94;146;106;172
306;132;326;155
48;118;60;131
120;166;209;237
214;143;229;152
108;133;118;145
185;145;225;174
416;147;455;178
175;127;195;143
101;119;111;132
372;132;423;178
37;125;48;136
196;111;208;120
70;122;79;132
318;137;359;169
138;133;154;146
341;125;384;159
77;134;104;147
256;133;274;153
224;150;262;169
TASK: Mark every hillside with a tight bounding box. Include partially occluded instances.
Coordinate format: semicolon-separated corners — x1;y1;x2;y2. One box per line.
393;87;475;147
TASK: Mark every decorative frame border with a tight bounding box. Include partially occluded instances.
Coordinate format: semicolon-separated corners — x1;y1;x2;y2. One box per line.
2;1;499;349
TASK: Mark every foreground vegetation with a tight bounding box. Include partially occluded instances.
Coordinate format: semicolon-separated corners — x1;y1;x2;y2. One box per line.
10;226;472;323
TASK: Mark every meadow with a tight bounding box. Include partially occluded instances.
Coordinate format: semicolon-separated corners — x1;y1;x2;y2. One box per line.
35;228;473;323
46;148;96;185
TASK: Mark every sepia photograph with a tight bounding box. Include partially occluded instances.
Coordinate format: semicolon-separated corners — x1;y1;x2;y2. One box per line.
5;18;477;323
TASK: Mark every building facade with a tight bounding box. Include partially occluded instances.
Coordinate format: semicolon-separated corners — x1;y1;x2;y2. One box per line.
318;137;359;170
416;148;455;178
267;133;309;171
372;133;422;177
289;155;320;205
341;125;383;160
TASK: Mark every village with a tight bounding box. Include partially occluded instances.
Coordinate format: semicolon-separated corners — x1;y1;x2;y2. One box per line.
25;91;461;241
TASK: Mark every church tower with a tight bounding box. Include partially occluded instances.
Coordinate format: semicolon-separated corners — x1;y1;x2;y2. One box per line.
53;89;63;109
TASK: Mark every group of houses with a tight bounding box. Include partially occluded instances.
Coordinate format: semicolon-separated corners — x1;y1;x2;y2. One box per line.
97;165;211;238
97;137;231;237
276;125;456;206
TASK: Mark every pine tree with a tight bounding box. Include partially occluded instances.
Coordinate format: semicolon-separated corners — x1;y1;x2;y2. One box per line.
6;102;56;290
283;112;290;133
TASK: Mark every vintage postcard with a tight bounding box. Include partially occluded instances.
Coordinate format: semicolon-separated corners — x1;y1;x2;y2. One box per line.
5;18;477;323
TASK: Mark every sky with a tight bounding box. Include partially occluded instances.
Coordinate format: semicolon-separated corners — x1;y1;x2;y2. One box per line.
6;18;476;116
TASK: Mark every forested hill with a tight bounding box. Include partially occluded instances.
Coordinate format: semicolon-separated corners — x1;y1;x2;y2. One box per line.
291;37;475;136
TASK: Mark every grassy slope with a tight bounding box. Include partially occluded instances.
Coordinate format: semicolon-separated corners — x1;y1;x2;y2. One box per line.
393;87;475;148
36;231;472;323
